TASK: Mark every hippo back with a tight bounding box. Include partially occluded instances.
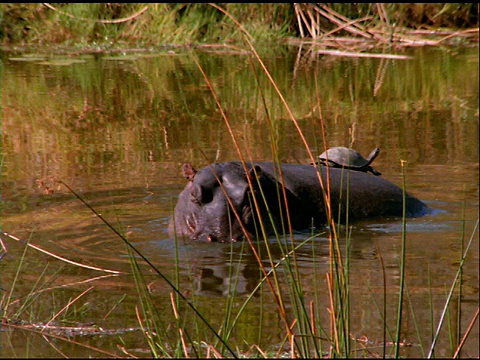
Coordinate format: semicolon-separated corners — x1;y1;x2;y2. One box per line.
169;161;430;242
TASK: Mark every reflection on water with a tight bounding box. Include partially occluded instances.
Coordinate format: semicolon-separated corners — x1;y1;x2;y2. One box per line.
1;45;478;357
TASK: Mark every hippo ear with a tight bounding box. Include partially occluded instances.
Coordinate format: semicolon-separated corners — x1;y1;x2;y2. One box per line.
183;163;197;181
248;165;263;180
247;165;263;189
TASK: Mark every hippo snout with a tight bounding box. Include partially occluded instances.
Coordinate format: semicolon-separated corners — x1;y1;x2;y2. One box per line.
192;232;219;242
191;224;248;243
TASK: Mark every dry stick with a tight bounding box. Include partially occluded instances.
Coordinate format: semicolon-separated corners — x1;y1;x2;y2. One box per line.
316;49;412;59
457;188;467;353
291;36;372;46
403;28;477;36
317;16;373;40
434;28;480;45
376;3;389;28
6;322;122;357
294;3;310;38
42;287;94;331
313;4;379;42
42;3;149;24
376;3;392;41
300;8;315;38
1;232;122;274
291;333;296;359
316;3;389;44
315;6;370;39
305;7;319;38
453;306;479;358
375;28;442;46
8;322;124;334
383;27;479;46
293;3;306;38
317;3;367;32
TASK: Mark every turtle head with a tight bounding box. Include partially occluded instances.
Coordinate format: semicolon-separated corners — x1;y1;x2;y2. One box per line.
367;148;380;164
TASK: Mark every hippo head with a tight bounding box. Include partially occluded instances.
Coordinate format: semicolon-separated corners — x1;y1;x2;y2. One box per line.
169;162;263;243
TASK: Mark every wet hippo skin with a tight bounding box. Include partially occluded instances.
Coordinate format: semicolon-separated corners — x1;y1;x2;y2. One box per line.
168;161;430;243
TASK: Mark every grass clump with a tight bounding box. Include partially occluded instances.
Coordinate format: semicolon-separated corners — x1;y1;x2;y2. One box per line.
1;3;477;50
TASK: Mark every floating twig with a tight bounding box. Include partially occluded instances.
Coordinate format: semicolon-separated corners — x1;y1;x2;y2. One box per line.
1;232;122;274
316;49;412;59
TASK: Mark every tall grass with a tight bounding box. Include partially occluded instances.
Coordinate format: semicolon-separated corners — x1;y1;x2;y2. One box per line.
1;3;477;49
161;6;478;357
117;33;478;356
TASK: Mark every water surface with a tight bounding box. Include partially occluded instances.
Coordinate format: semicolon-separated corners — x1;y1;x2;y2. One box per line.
2;45;478;358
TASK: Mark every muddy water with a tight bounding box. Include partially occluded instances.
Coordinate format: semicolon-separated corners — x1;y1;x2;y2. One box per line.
2;46;478;358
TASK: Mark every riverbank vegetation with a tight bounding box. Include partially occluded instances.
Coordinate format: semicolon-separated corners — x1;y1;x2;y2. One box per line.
1;3;478;52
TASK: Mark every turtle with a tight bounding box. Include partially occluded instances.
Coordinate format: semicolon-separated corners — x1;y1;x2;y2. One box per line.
318;146;382;176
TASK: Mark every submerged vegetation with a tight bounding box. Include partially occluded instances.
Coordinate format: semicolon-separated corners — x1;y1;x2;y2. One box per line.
1;3;478;51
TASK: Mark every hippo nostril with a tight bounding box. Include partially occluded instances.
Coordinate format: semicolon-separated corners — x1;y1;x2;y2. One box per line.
207;234;218;242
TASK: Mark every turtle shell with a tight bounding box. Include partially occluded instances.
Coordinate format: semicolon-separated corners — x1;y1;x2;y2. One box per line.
319;147;381;176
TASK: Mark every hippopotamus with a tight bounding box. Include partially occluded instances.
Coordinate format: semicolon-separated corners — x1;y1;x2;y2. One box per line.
168;161;430;243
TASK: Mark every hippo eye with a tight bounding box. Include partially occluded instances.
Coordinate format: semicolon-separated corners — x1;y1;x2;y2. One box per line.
190;190;201;205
